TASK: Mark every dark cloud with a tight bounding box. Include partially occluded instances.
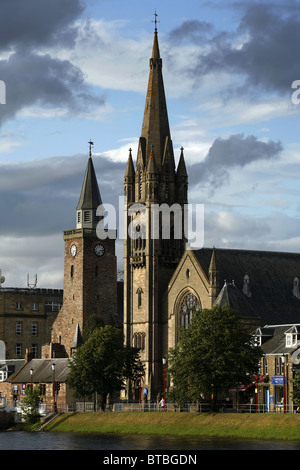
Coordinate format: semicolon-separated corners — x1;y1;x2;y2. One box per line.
0;50;104;125
189;133;283;189
169;1;300;95
0;154;125;237
0;0;84;51
0;0;105;126
168;20;214;44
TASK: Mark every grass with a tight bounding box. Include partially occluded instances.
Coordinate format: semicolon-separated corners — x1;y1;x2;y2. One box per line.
45;412;300;441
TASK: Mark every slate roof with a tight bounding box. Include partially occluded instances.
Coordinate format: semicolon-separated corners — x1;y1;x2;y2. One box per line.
193;247;300;325
76;155;102;211
214;282;260;320
255;324;300;358
8;358;70;384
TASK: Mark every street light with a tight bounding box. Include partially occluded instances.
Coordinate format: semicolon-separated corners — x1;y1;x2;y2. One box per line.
162;358;166;412
281;356;286;414
30;368;33;390
52;363;56;413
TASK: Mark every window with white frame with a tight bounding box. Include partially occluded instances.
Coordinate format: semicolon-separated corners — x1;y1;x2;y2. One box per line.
0;371;7;382
286;334;292;347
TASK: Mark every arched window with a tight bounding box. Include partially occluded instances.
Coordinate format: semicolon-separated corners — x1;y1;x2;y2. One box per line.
136;287;143;308
133;332;146;350
179;292;200;329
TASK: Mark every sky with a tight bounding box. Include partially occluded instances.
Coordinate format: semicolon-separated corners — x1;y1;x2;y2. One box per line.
0;0;300;288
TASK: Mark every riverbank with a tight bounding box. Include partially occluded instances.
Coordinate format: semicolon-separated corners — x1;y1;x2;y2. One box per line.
45;412;300;441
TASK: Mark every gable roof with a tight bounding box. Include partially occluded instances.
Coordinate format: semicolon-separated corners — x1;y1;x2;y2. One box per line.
193;247;300;325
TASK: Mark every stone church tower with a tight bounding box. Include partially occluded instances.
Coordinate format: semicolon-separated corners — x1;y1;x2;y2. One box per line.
48;143;117;358
123;26;188;399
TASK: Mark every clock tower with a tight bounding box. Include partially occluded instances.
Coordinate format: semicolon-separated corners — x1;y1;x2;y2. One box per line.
50;142;117;358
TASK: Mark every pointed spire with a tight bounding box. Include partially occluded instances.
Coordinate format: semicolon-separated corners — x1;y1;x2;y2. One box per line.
151;11;160;61
209;246;217;272
125;148;135;178
176;147;188;177
147;147;158;174
140;25;172;169
76;141;102;229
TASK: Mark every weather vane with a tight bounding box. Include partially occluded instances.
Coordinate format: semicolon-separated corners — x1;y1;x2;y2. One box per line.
152;10;159;32
88;139;94;157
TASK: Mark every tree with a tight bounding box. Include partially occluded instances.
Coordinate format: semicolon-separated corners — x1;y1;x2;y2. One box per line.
291;371;300;409
20;385;41;426
82;314;104;343
67;325;144;409
167;305;262;410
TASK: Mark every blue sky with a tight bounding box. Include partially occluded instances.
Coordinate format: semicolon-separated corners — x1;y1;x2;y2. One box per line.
0;0;300;287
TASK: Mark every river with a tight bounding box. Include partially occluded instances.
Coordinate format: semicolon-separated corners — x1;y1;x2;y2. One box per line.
1;431;300;451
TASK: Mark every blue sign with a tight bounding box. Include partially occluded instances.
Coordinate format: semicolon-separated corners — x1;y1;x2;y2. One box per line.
271;376;287;385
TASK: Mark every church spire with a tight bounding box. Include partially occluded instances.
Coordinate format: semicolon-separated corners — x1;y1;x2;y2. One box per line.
139;19;172;170
76;141;102;229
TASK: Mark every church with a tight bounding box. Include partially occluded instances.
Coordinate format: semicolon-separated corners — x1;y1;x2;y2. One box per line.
45;24;300;402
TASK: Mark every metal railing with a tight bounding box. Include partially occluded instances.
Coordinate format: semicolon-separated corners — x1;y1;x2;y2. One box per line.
1;400;299;415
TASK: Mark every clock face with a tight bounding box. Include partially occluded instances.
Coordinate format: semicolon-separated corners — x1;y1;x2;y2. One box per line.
94;243;105;257
70;244;77;257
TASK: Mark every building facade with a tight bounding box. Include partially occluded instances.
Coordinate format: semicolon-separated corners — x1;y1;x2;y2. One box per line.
0;287;62;359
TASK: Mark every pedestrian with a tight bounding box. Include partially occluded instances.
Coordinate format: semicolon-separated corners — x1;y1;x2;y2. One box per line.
159;397;164;411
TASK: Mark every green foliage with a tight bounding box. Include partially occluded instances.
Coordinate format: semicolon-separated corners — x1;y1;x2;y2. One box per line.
82;314;104;343
291;371;300;406
167;305;262;409
67;325;144;408
20;385;41;425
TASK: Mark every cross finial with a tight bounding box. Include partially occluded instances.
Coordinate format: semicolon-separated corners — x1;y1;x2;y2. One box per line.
88;139;94;157
152;10;159;32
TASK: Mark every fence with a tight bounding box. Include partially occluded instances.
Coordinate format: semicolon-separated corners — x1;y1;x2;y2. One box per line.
112;402;298;414
1;399;299;415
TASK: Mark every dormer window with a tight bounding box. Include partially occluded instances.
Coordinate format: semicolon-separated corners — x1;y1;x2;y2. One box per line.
286;334;292;347
285;325;299;347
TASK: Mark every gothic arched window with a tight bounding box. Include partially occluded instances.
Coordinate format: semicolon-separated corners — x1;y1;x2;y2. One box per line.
133;332;146;350
136;287;143;308
179;292;200;329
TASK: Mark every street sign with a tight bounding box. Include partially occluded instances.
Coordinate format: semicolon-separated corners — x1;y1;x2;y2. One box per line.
271;376;287;385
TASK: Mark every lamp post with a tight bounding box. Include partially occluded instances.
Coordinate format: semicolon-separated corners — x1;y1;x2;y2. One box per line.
281;356;286;414
30;368;33;390
162;358;166;412
52;363;56;413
